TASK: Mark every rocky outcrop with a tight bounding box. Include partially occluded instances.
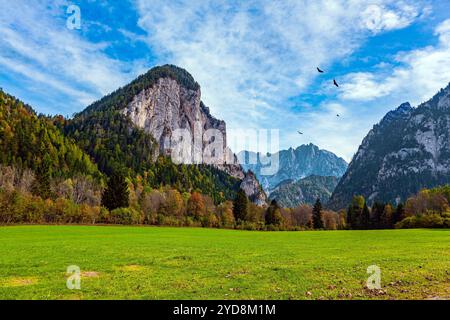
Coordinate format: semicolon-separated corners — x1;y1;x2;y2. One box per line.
240;171;268;206
328;83;450;210
122;66;265;204
123;77;226;158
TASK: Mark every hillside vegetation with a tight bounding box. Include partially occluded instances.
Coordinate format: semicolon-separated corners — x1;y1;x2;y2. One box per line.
0;89;101;181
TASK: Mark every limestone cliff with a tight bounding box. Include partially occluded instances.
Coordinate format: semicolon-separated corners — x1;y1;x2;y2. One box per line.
121;65;266;204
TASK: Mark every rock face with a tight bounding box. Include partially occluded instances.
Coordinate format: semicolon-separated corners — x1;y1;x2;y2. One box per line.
123;77;227;158
122;66;265;204
238;144;347;193
269;175;339;208
328;83;450;210
240;171;268;206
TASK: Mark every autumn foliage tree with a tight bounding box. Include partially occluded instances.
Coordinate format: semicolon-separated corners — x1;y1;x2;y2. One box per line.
187;191;206;220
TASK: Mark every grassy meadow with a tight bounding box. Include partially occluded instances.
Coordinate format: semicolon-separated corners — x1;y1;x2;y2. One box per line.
0;226;448;300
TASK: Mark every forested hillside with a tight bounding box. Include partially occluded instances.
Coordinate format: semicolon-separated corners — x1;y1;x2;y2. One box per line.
61;65;243;204
0;89;101;181
329;83;450;209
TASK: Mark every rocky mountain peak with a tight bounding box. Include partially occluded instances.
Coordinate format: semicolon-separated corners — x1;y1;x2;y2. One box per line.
118;65;266;205
328;83;450;210
379;102;412;127
423;82;450;110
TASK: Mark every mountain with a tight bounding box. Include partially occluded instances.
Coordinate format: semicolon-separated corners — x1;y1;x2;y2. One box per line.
0;89;101;180
65;65;267;205
328;83;450;210
269;175;339;208
238;144;348;192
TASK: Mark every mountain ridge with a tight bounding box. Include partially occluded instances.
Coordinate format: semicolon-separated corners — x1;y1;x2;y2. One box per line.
238;143;348;193
66;64;267;205
269;175;339;208
329;82;450;210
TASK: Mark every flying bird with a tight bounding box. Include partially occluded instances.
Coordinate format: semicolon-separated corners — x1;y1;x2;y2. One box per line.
317;67;324;73
297;131;304;135
333;79;339;87
336;114;340;117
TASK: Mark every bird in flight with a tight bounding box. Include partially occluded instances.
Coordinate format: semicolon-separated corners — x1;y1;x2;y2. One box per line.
297;131;304;135
333;79;339;87
317;67;324;73
336;114;340;117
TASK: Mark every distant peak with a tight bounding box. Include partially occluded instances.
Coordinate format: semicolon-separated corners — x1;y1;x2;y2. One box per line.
379;102;412;126
297;143;318;150
398;102;412;110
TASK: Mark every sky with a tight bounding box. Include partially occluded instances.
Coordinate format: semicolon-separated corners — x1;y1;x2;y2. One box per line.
0;0;450;162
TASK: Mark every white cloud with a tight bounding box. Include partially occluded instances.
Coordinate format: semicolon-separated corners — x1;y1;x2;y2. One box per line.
340;18;450;105
134;0;427;160
0;0;435;161
0;0;140;113
361;2;425;33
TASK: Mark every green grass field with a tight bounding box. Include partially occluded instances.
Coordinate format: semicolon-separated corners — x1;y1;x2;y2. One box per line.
0;226;448;300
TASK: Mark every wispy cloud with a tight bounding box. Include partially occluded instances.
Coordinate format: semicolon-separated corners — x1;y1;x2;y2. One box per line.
134;0;430;160
0;0;141;114
0;0;444;161
340;18;450;105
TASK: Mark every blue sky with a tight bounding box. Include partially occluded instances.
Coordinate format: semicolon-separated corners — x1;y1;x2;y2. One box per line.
1;0;450;161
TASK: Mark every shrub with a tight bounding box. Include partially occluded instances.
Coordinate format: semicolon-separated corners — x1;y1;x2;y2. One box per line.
396;214;445;229
109;208;142;225
98;207;110;224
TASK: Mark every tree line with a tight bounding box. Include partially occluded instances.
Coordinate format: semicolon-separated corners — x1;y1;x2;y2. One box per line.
1;163;449;229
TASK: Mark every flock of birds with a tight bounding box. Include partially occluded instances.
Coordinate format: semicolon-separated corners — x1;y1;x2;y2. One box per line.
297;67;340;136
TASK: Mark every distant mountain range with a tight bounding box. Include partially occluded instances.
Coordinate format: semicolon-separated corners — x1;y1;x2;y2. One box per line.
329;82;450;210
238;144;348;193
269;175;339;208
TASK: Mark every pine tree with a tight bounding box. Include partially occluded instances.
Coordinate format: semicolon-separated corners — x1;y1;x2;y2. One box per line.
34;156;52;199
392;203;405;225
265;200;283;226
346;205;354;226
370;202;384;229
312;198;324;229
233;189;248;222
349;195;365;229
101;171;129;211
360;203;370;229
381;204;393;229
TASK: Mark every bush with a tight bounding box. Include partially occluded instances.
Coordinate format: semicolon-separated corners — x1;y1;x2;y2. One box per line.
98;207;110;223
155;214;184;226
236;221;264;231
202;214;220;228
109;208;142;225
396;214;445;229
